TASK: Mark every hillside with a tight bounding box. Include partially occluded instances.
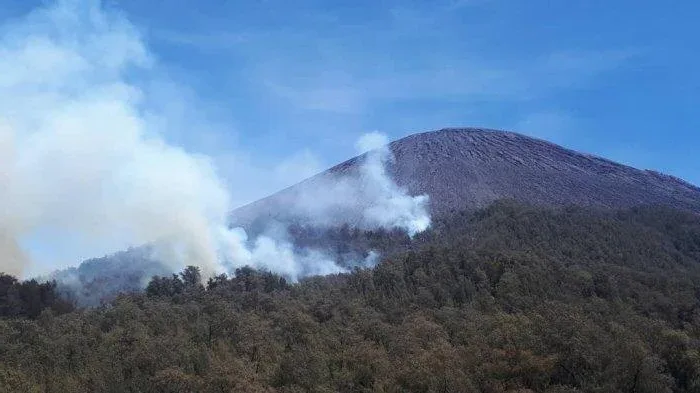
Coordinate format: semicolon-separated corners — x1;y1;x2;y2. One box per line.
3;202;700;392
231;128;700;228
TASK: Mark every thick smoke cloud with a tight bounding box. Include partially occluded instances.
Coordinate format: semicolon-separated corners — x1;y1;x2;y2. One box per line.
0;0;430;285
0;0;231;278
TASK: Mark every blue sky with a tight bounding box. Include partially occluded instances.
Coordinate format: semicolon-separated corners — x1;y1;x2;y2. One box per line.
3;0;699;196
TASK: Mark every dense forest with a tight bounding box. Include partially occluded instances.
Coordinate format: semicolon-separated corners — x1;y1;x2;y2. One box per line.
2;201;700;392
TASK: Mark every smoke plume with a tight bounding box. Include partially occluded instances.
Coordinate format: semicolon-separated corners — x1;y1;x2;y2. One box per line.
0;0;233;278
265;131;431;236
0;0;430;286
353;132;431;235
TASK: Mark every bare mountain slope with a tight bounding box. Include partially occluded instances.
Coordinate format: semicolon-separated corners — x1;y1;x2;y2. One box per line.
232;128;700;227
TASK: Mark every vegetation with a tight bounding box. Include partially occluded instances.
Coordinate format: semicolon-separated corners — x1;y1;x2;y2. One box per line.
0;274;74;319
2;201;700;392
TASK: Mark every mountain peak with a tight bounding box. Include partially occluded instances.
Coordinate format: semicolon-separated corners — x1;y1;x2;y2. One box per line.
232;128;700;228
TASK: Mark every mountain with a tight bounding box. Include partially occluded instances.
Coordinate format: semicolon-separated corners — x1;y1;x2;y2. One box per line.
232;128;700;228
49;128;700;305
7;130;700;392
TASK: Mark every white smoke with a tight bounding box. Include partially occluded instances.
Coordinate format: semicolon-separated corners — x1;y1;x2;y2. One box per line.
219;227;346;281
354;132;431;235
0;0;232;278
278;131;431;236
0;0;430;283
217;129;432;279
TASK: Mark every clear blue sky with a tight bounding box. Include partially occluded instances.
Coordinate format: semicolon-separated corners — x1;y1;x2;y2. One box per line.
3;0;699;194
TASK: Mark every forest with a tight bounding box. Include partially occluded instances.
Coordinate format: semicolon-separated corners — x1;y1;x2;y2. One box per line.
2;200;700;393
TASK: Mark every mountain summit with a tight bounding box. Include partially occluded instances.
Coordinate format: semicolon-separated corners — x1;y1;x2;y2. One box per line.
232;128;700;227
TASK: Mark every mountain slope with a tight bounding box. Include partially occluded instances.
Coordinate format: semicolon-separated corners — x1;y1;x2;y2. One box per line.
232;128;700;227
5;202;700;392
48;128;700;305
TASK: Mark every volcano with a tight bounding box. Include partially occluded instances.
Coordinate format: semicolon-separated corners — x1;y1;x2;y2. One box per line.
231;128;700;227
55;128;700;305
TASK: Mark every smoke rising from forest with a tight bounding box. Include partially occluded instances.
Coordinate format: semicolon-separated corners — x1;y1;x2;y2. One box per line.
276;131;431;236
0;0;430;287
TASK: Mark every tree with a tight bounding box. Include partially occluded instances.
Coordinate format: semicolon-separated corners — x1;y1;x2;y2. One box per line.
180;266;202;288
